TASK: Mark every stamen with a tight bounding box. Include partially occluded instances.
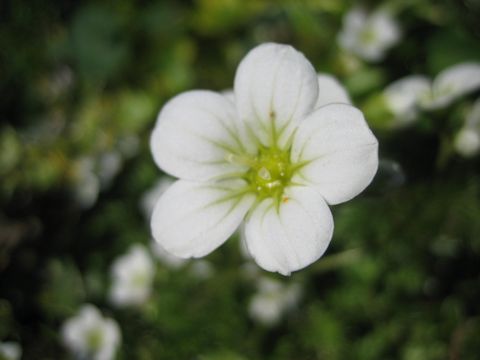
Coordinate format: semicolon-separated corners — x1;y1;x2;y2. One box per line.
225;153;258;168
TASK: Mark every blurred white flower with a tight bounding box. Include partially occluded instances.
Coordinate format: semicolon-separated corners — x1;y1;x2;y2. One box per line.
40;65;74;102
241;261;261;279
117;135;140;158
238;227;262;279
72;149;126;207
72;157;100;209
454;128;480;157
109;245;155;307
189;259;214;279
248;277;301;326
0;342;21;360
151;240;187;269
61;305;121;360
150;43;378;275
97;151;122;189
315;74;351;108
383;76;430;127
383;63;480;127
140;177;175;220
454;98;480;157
338;7;401;62
420;63;480;110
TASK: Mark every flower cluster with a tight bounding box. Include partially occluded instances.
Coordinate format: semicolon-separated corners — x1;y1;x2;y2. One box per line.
383;62;480;127
150;43;378;275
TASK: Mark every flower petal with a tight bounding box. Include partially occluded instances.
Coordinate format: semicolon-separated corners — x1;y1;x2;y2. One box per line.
422;62;480;110
315;74;351;108
150;90;251;181
234;43;319;149
221;89;235;104
291;104;378;205
383;75;430;127
151;180;255;258
244;186;334;275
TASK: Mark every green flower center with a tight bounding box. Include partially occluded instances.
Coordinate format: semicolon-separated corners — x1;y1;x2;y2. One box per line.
227;145;302;203
246;146;294;201
360;27;376;45
86;328;104;351
131;271;148;287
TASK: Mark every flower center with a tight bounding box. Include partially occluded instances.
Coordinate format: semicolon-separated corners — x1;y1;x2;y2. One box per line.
131;271;148;288
86;328;104;351
226;144;306;204
230;145;296;203
360;27;377;45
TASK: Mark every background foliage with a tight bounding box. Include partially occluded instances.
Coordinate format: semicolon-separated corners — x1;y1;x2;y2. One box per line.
1;0;480;359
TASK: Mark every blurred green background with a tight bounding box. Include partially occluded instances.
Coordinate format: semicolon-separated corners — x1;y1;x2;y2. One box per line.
1;0;480;359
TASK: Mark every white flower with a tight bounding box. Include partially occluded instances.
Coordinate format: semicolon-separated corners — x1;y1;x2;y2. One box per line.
0;342;21;360
109;245;155;307
338;7;401;62
383;76;430;127
61;305;121;360
384;63;480;125
248;277;301;326
454;98;480;157
150;43;378;275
